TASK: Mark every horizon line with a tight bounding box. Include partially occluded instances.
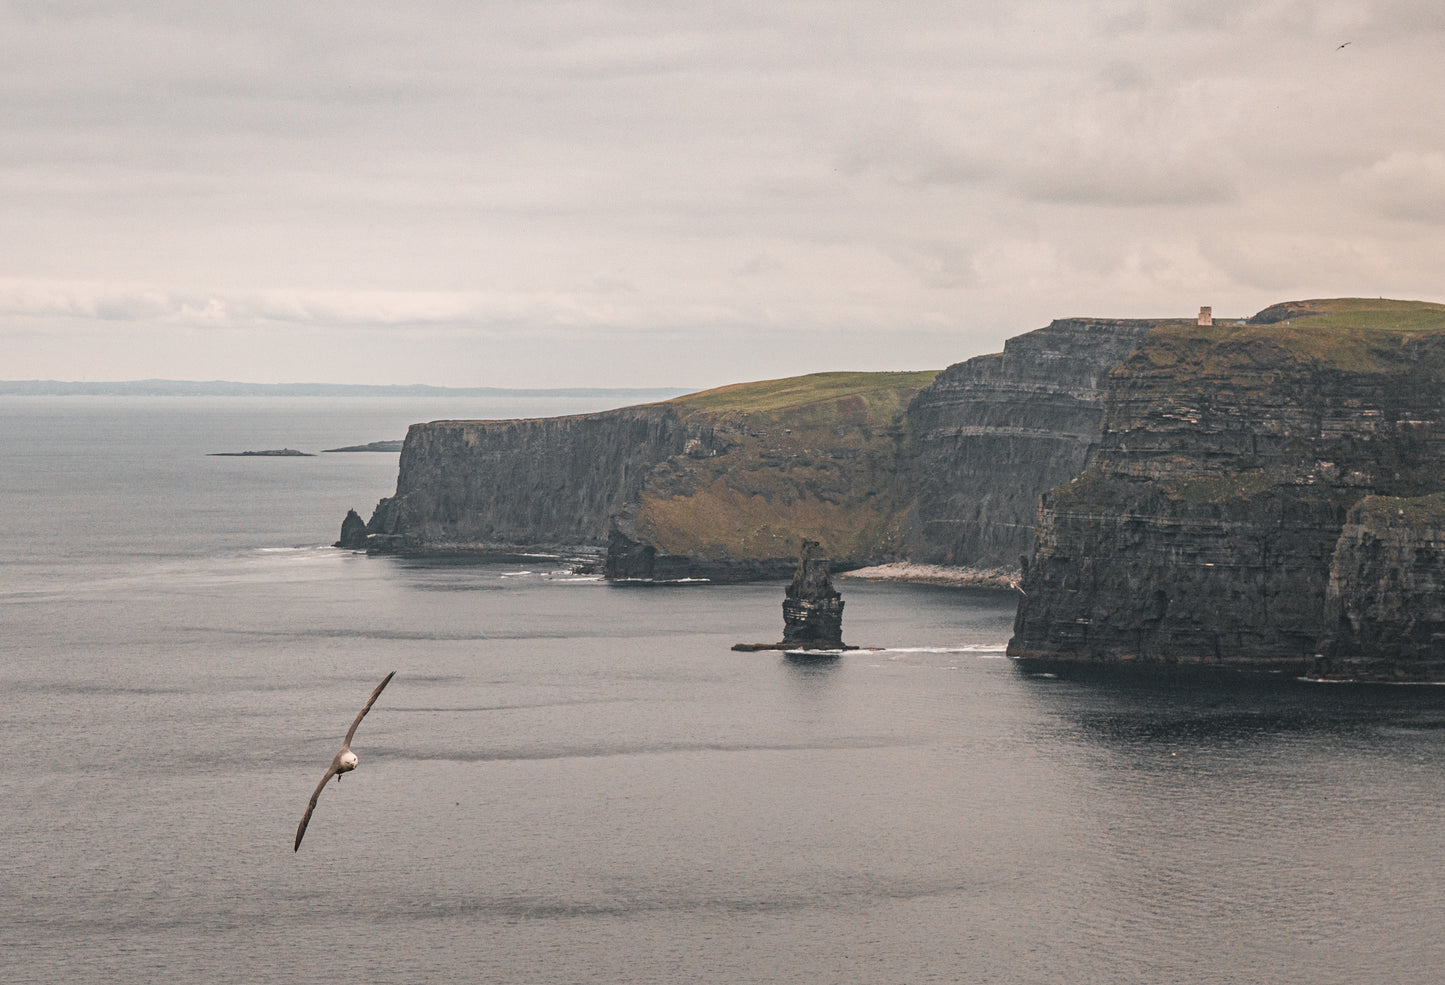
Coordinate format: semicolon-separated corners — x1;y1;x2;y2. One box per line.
0;379;697;397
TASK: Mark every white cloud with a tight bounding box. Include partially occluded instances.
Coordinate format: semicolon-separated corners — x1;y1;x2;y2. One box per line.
1344;151;1445;223
2;1;1445;384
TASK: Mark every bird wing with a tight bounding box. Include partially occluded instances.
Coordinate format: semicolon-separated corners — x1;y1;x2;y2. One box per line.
295;760;341;852
343;670;396;747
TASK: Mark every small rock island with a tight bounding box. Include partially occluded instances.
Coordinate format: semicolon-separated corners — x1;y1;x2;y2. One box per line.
208;448;314;457
733;541;854;652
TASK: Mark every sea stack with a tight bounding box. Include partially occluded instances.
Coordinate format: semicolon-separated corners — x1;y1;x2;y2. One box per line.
335;509;369;549
781;541;845;649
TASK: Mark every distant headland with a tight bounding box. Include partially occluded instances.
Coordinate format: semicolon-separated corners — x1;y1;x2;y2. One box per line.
322;440;405;453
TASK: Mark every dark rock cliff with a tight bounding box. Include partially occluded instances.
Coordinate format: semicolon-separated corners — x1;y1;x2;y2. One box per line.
903;318;1162;572
1318;493;1445;680
365;405;708;552
1009;299;1445;675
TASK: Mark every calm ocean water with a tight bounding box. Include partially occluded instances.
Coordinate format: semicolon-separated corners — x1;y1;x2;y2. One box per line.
3;397;1444;984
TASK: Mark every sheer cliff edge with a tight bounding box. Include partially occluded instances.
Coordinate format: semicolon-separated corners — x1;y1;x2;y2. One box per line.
1008;298;1445;680
353;318;1158;584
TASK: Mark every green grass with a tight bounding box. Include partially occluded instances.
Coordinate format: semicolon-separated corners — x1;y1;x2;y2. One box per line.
1163;472;1276;504
1143;298;1445;374
670;370;938;419
1351;492;1445;526
627;371;939;561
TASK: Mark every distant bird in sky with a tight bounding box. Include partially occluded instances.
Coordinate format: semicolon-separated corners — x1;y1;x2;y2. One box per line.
1337;41;1351;50
294;671;396;852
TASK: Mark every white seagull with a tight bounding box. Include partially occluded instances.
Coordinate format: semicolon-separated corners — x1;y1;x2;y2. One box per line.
294;671;396;852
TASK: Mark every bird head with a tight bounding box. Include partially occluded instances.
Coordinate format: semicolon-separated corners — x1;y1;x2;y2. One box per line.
339;750;359;772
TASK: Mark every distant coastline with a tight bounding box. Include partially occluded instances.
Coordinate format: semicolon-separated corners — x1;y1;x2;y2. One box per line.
322;440;405;453
0;380;694;399
208;448;314;457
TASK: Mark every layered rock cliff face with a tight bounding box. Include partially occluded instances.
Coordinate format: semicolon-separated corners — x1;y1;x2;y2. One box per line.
904;318;1162;571
365;405;712;551
782;541;846;649
363;373;932;569
1009;299;1445;676
1319;494;1445;680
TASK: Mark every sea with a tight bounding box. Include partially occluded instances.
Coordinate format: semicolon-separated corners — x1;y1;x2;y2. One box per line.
3;395;1444;985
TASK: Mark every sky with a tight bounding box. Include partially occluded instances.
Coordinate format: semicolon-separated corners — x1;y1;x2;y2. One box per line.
5;1;1445;389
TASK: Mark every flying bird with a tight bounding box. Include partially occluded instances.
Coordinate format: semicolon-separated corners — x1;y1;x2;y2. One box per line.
294;671;396;852
1336;41;1351;50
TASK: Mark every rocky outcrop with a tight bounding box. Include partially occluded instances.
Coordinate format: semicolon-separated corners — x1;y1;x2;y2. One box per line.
731;541;853;651
903;318;1162;572
782;541;846;648
1317;494;1445;680
603;524;706;582
335;509;369;549
1009;299;1445;675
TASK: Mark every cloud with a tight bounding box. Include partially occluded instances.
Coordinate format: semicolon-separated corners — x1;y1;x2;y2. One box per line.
1344;151;1445;223
3;2;1445;385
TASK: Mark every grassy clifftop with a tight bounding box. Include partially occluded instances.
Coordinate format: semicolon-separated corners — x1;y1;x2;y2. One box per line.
627;370;939;567
1140;298;1445;374
670;370;937;419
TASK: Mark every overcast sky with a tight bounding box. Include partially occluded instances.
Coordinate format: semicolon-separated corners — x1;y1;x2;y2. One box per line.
5;1;1444;388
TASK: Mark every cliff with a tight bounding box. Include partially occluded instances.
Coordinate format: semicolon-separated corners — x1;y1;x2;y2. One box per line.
357;319;1163;580
1009;298;1445;676
903;318;1162;572
610;319;1161;581
606;371;937;580
364;373;934;568
1318;493;1445;680
365;404;706;552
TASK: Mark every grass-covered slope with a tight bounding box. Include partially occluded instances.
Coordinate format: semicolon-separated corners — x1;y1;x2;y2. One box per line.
671;370;937;417
1137;297;1445;374
622;371;939;569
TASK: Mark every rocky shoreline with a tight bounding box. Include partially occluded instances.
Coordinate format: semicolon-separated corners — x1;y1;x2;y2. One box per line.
836;562;1020;589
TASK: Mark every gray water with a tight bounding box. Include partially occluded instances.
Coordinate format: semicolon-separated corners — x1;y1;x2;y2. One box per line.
3;398;1443;984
